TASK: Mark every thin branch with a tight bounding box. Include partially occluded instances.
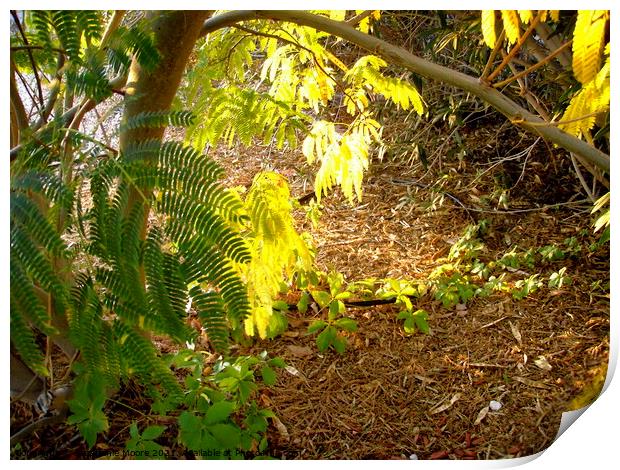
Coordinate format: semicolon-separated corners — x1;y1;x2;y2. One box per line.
13;61;41;118
100;10;126;47
33;52;66;131
493;40;573;89
534;22;572;69
11;44;66;55
346;10;374;26
480;30;505;81
10;408;69;448
572;152;610;189
10;72;128;163
487;11;543;83
11;10;45;110
571;153;595;202
503;50;550;120
10;58;29;132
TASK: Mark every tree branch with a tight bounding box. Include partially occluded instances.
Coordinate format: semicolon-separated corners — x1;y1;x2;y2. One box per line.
10;58;29;133
200;10;609;173
11;10;45;110
33;52;66;131
486;11;543;82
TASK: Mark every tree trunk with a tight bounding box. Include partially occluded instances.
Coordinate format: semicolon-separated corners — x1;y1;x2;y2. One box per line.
120;11;211;150
10;10;211;407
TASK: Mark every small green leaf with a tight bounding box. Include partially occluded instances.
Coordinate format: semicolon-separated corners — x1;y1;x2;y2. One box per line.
129;422;140;440
209;423;242;448
259;436;268;452
261;366;277;386
403;317;417;334
316;325;336;352
268;357;287;368
260;408;277;419
141;425;166;440
402;286;417;296
272;300;289;311
205;401;236;425
328;300;340;320
335;291;352;300
332;335;347;354
297;292;310;313
78;410;108;448
334;317;358;332
307;320;328;334
397;310;412;320
311;290;332;309
413;309;430;334
142;441;165;458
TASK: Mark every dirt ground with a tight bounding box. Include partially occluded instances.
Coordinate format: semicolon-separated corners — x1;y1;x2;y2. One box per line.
219;129;610;460
10;122;609;460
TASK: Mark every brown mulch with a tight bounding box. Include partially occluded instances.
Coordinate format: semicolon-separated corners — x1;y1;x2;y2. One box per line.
10;122;609;460
219;127;610;459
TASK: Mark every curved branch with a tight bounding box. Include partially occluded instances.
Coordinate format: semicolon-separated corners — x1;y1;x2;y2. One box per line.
200;10;609;173
10;58;29;133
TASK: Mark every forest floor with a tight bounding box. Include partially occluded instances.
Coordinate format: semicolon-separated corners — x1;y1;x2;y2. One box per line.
10;120;610;460
221;126;609;460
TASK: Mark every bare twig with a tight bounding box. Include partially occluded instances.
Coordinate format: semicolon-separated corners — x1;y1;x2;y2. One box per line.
346;10;374;27
493;40;573;89
487;11;543;82
33;52;66;131
11;44;66;55
571;153;596;202
10;408;69;448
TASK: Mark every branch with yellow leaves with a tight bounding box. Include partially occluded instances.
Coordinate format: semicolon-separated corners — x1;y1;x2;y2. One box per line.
200;11;609;173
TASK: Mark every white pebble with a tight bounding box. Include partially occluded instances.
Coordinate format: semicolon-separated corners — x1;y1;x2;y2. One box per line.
489;400;502;411
409;454;418;460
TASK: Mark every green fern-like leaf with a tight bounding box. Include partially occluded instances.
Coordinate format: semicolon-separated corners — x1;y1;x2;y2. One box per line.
189;286;229;353
185;86;307;151
51;11;81;61
11;171;74;211
11;227;67;313
10;254;58;337
11;300;48;377
144;228;190;342
65;48;111;101
11;192;67;257
75;10;102;43
114;322;183;401
29;11;53;49
123;110;196;131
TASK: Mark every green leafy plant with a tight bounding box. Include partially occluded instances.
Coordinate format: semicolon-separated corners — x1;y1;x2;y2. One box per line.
166;349;284;458
447;220;488;263
66;374;110;449
376;279;429;334
125;423;167;459
306;271;358;353
511;275;544;300
548;267;572;289
178;403;242;459
397;309;430;335
433;272;477;308
538;244;566;262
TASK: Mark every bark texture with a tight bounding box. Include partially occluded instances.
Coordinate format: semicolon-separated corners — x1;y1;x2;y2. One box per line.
120;11;211;149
